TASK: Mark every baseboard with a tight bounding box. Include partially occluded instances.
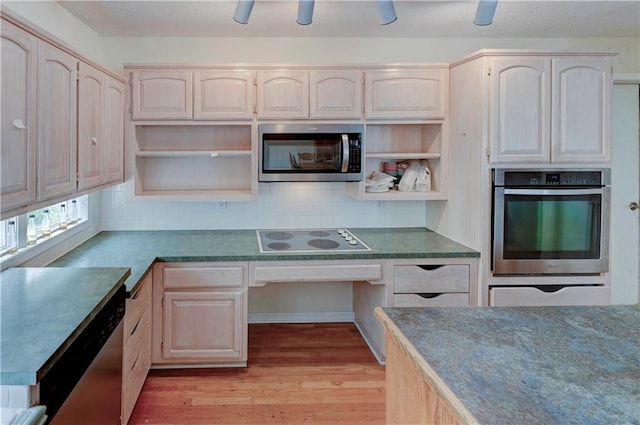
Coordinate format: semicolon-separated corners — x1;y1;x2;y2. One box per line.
248;312;355;323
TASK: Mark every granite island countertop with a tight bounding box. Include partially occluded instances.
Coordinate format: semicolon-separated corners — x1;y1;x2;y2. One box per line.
0;267;130;385
376;305;640;425
48;227;479;294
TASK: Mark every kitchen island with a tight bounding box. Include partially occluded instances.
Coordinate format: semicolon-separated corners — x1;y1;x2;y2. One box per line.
375;305;640;425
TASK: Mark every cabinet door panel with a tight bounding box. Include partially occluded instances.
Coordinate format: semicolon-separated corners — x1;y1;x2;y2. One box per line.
489;58;550;163
163;291;245;361
1;21;37;212
194;71;254;120
78;62;104;190
257;71;309;119
131;70;193;120
104;75;126;184
37;41;77;200
552;58;611;163
310;70;362;119
365;69;446;119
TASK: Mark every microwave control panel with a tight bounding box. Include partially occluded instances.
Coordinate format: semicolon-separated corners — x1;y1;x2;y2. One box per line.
347;137;362;173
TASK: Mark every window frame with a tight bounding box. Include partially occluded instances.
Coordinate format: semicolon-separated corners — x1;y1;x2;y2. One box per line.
0;195;92;267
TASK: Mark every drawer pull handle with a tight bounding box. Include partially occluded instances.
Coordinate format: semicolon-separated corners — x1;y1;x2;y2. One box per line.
130;317;142;337
416;293;443;299
417;265;445;271
130;350;142;372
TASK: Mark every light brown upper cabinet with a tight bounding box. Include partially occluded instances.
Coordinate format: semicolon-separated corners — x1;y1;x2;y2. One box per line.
257;70;309;119
78;62;126;191
78;62;105;190
310;70;363;119
131;70;193;120
103;75;126;184
2;15;126;217
1;20;38;212
365;69;447;119
37;40;78;201
131;69;256;120
488;55;612;164
194;71;254;120
551;58;612;163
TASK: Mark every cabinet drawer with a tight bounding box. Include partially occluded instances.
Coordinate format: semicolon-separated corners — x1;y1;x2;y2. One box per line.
252;263;382;284
124;273;152;344
394;265;469;293
123;307;151;374
490;286;611;307
164;264;245;289
393;293;469;307
123;321;151;425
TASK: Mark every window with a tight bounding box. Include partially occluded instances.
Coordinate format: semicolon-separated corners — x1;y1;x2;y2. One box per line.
0;195;89;259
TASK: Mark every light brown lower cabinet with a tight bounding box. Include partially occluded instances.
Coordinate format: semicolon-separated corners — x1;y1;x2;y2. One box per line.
390;259;479;307
122;271;152;425
152;262;248;366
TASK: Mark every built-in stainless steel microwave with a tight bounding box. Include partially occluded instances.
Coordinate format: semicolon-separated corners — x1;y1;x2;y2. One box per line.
258;124;364;182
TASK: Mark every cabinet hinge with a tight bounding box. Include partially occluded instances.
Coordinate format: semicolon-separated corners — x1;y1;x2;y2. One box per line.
485;147;491;158
487;67;492;77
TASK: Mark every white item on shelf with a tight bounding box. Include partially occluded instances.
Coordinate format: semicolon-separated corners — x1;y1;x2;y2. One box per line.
415;160;432;192
398;160;420;192
365;171;395;193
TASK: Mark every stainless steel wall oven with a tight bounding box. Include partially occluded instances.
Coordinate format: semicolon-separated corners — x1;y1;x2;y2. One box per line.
492;169;610;275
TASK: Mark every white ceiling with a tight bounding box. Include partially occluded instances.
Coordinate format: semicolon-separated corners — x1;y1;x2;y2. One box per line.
55;0;640;39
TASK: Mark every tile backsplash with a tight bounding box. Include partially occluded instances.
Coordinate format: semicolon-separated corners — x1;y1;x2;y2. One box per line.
101;182;426;230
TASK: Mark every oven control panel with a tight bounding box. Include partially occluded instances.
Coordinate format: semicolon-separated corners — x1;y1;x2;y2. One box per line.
497;170;606;187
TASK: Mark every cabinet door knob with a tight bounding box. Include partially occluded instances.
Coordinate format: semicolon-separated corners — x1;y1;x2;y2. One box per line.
12;119;26;129
630;202;639;211
91;137;99;145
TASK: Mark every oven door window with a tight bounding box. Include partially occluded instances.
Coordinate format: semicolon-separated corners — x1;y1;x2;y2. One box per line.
503;194;601;259
263;134;342;173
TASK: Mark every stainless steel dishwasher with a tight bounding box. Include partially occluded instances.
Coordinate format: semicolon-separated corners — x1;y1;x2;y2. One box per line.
39;285;125;425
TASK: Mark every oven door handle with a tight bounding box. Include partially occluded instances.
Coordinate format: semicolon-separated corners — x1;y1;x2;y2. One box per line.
504;188;603;196
341;134;349;172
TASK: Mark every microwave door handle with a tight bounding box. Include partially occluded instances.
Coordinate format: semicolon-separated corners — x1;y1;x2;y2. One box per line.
504;188;603;196
341;134;349;172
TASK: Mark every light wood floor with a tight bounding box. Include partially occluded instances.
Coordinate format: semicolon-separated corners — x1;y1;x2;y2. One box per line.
129;323;386;425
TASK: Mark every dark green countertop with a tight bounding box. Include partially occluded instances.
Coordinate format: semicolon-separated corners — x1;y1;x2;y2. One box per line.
377;305;640;425
1;227;476;388
49;227;479;294
0;267;130;385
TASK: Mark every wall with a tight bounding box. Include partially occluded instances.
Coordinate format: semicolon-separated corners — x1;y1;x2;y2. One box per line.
2;0;103;63
100;34;639;233
5;1;638;308
101;36;640;73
